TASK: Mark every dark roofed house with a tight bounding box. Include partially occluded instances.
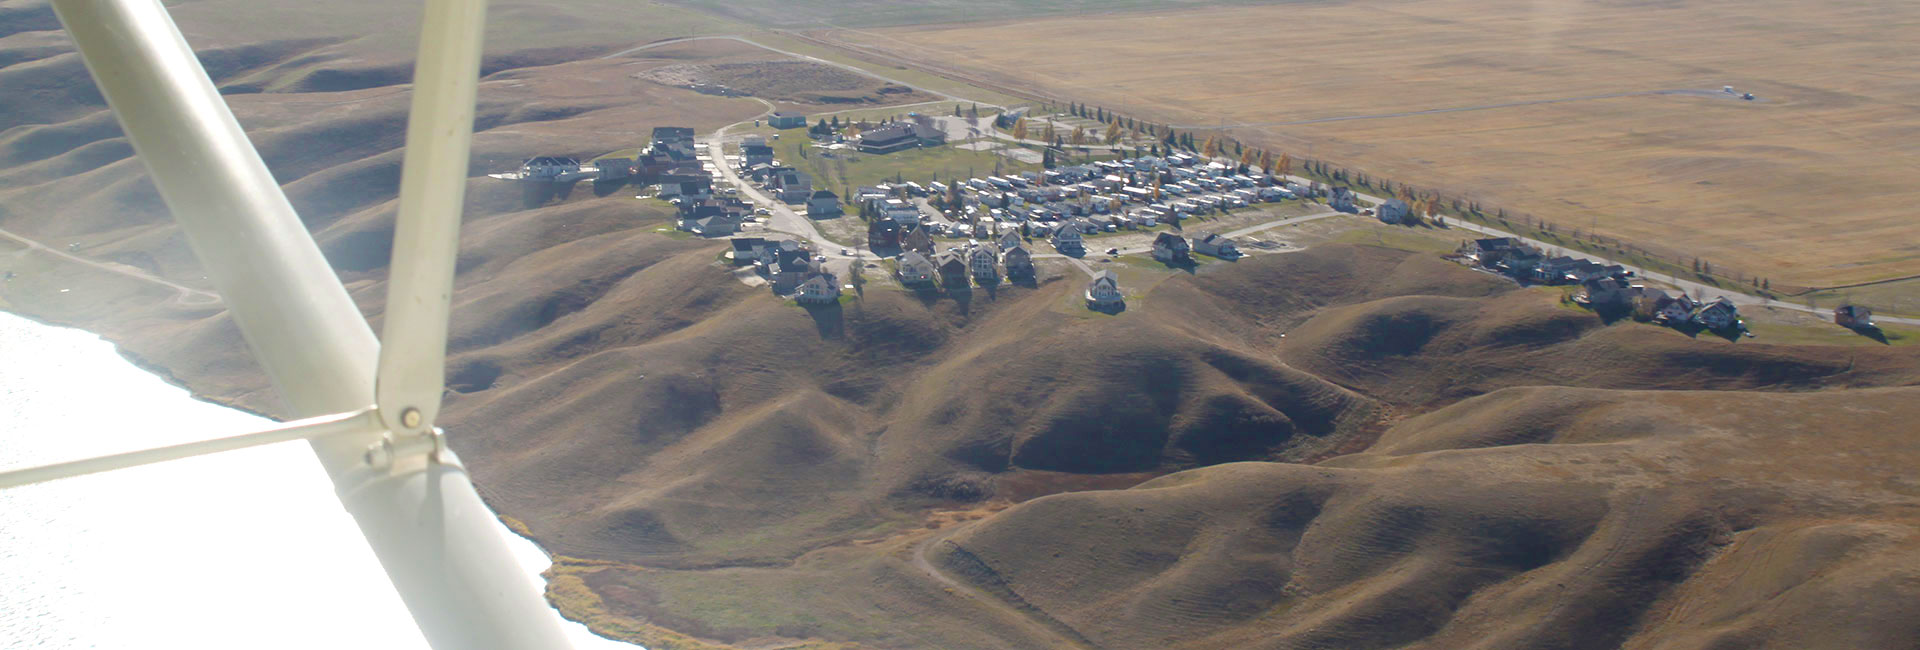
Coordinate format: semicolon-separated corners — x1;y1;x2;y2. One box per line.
1002;244;1034;280
807;190;841;218
1835;305;1875;329
768;112;807;129
742;143;774;167
868;217;902;250
772;168;812;203
729;237;768;265
1578;276;1635;308
935;249;969;288
902;224;934;254
649;126;696;159
1151;232;1191;264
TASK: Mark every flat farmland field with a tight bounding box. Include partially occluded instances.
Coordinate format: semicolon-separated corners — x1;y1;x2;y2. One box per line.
821;0;1920;288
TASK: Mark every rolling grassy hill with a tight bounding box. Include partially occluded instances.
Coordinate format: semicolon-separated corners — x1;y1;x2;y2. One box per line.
5;1;1920;647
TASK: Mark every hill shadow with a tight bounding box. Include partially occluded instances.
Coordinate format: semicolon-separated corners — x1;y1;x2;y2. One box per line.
1848;325;1890;345
802;301;843;339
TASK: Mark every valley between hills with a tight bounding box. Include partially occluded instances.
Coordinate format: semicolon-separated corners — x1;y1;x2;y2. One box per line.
3;1;1919;648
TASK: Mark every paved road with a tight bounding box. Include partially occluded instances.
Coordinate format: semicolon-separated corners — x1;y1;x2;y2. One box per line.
1;229;222;307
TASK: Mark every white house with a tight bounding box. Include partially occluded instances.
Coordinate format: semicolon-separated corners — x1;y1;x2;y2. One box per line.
1692;297;1741;330
1085;270;1123;309
896;251;936;287
796;271;840;304
968;245;999;283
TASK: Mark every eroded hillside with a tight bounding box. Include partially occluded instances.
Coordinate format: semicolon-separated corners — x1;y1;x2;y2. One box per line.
4;2;1919;649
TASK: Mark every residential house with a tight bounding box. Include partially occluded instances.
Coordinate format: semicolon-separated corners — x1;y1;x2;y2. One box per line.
1656;293;1699;324
768;111;807;129
867;217;901;250
896;251;937;287
655;167;711;199
772;168;812;203
1003;244;1035;279
649;126;697;159
1192;232;1240;258
1085;270;1123;309
1052;220;1085;253
1378;199;1412;224
729;237;767;265
807;190;842;217
1835;305;1875;328
795;268;840;304
770;242;813;294
968;245;999;284
1151;232;1191;264
1328;187;1356;213
1631;288;1672;321
689;211;742;237
1578;276;1635;308
1692;297;1741;330
741;142;774;167
1459;237;1524;265
998;229;1022;252
936;249;969;288
901;224;934;254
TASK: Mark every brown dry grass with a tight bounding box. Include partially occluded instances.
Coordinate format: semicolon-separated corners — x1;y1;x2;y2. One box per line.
823;0;1920;289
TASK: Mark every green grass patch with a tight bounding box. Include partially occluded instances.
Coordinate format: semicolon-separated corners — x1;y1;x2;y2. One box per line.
768;132;1038;196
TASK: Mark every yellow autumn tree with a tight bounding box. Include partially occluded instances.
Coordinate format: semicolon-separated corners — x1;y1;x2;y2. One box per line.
1257;150;1273;174
1104;121;1121;145
1277;153;1292;176
1071;126;1085;145
1010;118;1028;142
1202;135;1218;158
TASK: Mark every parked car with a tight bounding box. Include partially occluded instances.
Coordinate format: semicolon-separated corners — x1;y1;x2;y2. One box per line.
1105;247;1119;255
841;248;853;256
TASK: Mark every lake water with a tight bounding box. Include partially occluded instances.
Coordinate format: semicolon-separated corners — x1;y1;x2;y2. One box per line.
0;311;641;649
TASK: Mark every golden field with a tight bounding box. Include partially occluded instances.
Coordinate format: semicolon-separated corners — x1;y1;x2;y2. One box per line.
820;0;1920;288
